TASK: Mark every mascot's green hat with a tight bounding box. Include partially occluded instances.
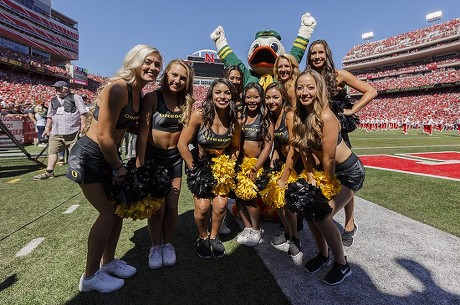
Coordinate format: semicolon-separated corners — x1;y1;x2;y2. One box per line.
255;30;281;41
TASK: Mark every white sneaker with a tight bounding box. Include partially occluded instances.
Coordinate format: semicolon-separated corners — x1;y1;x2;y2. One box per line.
148;246;163;269
236;227;252;245
100;258;137;279
79;270;124;293
246;229;262;247
161;243;176;267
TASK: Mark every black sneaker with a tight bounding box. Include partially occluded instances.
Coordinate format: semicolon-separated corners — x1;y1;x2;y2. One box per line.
210;238;225;258
342;222;359;247
196;238;212;259
288;238;301;258
271;232;289;249
304;252;331;273
323;261;352;285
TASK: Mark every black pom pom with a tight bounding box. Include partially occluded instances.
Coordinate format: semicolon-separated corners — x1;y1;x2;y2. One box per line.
285;178;332;221
112;159;168;206
255;168;270;191
186;155;215;198
330;91;360;133
149;163;171;198
111;160;145;206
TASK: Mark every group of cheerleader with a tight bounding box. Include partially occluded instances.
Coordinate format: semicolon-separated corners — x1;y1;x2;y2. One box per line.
184;39;375;286
66;38;376;293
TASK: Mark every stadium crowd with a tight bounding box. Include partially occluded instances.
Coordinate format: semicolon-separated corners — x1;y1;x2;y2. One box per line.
358;90;460;131
354;55;460;80
343;18;460;61
1;46;69;77
1;66;458;134
349;67;460;93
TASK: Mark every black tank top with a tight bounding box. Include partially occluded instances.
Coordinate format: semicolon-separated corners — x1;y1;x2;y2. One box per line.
274;112;289;144
150;91;183;132
243;114;263;142
311;132;343;151
196;125;232;150
93;83;140;129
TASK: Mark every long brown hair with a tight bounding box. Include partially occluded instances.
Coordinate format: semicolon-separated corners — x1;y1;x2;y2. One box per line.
201;78;238;137
291;69;329;151
306;40;338;99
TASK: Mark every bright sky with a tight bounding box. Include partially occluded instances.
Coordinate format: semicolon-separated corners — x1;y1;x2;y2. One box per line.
52;0;459;77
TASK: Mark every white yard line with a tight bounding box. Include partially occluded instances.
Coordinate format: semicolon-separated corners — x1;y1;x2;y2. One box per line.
363;165;460;181
63;204;80;214
355;144;460;150
15;237;45;257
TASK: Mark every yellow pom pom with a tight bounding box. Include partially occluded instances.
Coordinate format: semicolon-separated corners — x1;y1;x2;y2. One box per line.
298;169;309;180
113;195;163;220
312;169;341;200
234;157;260;200
259;165;297;208
211;154;236;196
235;174;258;200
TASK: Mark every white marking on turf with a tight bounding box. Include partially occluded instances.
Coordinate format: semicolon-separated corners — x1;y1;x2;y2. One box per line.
63;205;80;214
15;237;45;257
355;144;460;150
364;166;460;181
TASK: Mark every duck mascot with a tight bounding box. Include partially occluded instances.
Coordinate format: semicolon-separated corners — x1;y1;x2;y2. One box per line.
210;12;316;89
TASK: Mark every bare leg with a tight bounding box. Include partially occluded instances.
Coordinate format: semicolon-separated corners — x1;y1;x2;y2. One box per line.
307;221;328;256
307;186;354;262
283;207;298;239
277;208;288;234
194;197;211;239
237;202;253;228
148;200;165;246
81;183;122;277
246;201;261;230
162;178;181;244
344;197;355;232
102;217;122;264
210;195;228;239
315;217;346;265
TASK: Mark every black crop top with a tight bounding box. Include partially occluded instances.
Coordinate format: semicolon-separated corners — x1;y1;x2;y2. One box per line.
243;114;263;142
92;83;140;129
311;132;343;151
151;91;183;132
274;112;289;144
196;125;232;150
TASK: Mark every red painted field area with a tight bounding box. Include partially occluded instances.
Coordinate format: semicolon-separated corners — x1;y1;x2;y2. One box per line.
360;151;460;180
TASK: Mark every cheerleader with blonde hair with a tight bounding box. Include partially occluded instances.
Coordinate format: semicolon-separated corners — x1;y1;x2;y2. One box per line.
136;59;195;269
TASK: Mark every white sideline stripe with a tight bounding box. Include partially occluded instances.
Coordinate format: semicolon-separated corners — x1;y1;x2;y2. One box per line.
364;165;460;181
355;144;460;150
15;237;45;257
64;205;80;214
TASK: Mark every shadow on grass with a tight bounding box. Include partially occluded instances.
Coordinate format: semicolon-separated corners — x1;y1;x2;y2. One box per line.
64;210;291;305
0;274;17;293
0;160;44;178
